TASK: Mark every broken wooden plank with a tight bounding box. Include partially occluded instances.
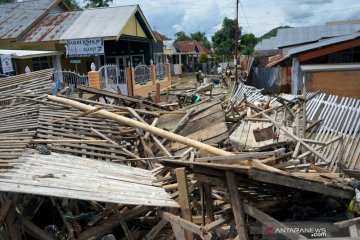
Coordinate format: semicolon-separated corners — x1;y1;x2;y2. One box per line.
248;168;353;199
226;171;249;240
175;167;193;240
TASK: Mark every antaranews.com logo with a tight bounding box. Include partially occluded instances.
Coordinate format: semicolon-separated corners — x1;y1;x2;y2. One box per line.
263;226;327;238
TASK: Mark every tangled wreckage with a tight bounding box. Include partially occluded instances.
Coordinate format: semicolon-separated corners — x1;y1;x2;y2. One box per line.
0;69;359;240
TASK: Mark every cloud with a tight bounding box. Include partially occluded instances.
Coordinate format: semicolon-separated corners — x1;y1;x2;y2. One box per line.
109;0;360;38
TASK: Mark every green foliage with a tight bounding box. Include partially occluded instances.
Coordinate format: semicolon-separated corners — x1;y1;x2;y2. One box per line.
199;53;208;63
239;33;258;55
190;31;211;49
212;17;241;61
84;0;113;8
259;26;291;40
64;0;81;10
0;0;16;4
161;34;171;40
174;31;191;42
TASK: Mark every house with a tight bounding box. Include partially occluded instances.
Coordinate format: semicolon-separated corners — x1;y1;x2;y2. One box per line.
174;40;211;72
253;22;360;97
0;0;158;75
152;31;166;64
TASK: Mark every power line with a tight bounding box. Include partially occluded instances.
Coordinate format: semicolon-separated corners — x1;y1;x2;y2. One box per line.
239;0;252;33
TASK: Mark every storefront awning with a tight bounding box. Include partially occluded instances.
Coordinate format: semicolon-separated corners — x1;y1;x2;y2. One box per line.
0;49;63;59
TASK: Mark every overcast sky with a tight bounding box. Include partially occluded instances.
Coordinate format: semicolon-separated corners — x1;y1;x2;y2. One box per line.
110;0;360;39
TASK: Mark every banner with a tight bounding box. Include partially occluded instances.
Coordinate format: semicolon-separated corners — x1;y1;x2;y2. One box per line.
66;38;104;57
1;55;13;73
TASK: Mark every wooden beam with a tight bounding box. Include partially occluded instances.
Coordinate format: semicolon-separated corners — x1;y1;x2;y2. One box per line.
334;216;360;229
144;219;168;240
175;167;193;240
248;168;353;199
226;171;248;240
203;184;215;222
242;202;308;240
0;199;12;226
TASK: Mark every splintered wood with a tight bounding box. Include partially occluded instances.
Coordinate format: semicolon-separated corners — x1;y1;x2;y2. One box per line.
0;70;359;239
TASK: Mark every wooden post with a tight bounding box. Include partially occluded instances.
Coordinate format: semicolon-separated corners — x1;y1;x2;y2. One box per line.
175;168;193;240
226;171;248;240
150;64;156;85
126;67;134;96
166;63;171;82
203;184;215;222
155;82;161;103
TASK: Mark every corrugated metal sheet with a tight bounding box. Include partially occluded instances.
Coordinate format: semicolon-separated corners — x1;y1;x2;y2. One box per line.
20;11;82;42
0;0;58;39
276;24;360;48
287;32;360;56
0;49;62;58
60;5;138;40
255;24;360;51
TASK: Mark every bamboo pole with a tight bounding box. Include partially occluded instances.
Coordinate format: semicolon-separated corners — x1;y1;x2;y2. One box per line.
48;95;233;157
47;95;284;173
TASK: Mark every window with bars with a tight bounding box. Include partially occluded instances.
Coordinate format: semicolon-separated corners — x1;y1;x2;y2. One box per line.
32;57;52;71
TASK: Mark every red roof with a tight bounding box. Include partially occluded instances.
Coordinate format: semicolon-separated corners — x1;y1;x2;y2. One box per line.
153;31;165;41
175;40;211;55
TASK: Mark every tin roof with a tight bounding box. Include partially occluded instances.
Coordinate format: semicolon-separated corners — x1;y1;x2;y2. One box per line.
276;24;360;48
256;24;360;51
175;40;212;55
287;31;360;56
60;5;155;41
0;49;62;59
20;11;82;42
153;31;165;41
0;0;60;39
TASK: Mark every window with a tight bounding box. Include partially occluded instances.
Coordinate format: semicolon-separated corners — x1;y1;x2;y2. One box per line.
32;57;52;71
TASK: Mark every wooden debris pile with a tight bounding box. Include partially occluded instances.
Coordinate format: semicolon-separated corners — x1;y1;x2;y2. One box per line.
0;70;359;239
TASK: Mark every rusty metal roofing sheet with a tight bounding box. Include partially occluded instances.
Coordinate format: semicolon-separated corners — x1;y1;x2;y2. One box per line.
60;5;138;40
20;11;82;42
0;0;58;39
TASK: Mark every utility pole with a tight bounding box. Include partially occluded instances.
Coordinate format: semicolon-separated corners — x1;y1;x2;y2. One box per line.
235;0;239;84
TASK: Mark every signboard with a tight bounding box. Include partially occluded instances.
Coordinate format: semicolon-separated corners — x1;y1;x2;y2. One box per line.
66;38;104;57
70;59;81;64
1;55;13;73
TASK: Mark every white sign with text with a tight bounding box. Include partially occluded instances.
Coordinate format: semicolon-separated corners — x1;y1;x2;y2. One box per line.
66;38;104;57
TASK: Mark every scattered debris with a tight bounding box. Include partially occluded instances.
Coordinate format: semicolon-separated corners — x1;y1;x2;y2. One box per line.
0;70;359;239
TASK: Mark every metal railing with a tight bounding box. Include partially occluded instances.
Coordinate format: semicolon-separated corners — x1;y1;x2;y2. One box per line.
134;65;151;85
51;70;88;93
99;64;127;88
155;63;167;81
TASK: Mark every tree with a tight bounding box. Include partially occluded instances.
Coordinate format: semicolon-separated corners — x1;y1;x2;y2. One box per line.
174;31;191;42
65;0;81;10
190;31;211;49
84;0;113;8
259;26;291;40
199;53;208;63
212;17;241;61
239;33;258;55
0;0;16;3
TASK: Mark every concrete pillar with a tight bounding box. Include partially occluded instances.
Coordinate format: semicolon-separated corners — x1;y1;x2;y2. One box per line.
126;67;134;96
52;55;63;82
88;70;101;89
